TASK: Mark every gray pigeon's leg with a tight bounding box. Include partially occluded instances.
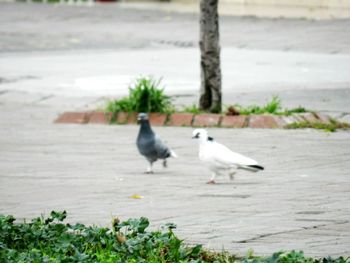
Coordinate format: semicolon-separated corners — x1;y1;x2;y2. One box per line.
162;159;167;168
145;162;154;174
207;172;217;184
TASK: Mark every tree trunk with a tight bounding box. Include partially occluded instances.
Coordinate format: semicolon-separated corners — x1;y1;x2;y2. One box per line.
199;0;222;113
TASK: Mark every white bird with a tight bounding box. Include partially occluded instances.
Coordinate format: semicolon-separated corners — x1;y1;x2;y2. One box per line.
192;129;264;184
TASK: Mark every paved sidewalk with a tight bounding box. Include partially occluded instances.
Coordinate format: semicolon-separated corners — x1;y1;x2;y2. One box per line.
1;48;350;120
0;1;350;258
0;101;349;257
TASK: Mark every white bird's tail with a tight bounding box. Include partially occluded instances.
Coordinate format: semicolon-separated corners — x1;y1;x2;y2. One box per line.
239;164;264;172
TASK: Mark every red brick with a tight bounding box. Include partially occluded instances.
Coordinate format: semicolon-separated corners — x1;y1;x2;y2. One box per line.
291;114;306;123
298;112;319;123
193;114;222;127
54;112;90;124
116;112;129;124
273;116;289;128
314;112;331;124
248;115;286;128
220;115;247;128
149;113;168;126
88;112;112;124
280;116;298;127
127;112;138;124
168;113;194;126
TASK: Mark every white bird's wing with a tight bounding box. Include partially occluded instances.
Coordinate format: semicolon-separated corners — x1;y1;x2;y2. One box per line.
210;141;258;167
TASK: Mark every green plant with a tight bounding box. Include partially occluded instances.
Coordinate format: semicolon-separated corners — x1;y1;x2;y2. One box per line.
105;77;173;115
227;96;309;116
106;97;133;113
232;95;282;115
283;106;308;115
286;119;350;132
127;77;172;113
182;104;204;114
0;211;208;262
1;211;349;262
0;211;350;263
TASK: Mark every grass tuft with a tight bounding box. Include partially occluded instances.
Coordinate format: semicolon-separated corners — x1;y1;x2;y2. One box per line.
182;104;204;114
227;95;309;116
286;119;350;132
105;76;174;116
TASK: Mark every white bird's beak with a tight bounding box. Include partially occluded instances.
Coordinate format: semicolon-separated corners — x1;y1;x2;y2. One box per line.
192;134;199;139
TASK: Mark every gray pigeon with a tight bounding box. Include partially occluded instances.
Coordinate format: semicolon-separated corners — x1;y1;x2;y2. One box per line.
136;113;177;173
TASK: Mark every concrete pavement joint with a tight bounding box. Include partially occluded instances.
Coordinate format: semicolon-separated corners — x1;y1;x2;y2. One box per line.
235;220;350;244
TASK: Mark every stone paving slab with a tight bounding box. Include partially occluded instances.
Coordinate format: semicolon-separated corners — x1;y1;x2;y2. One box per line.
0;102;349;257
1;2;350;53
0;2;350;258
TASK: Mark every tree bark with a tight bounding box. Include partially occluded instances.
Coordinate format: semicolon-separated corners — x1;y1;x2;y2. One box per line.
199;0;222;113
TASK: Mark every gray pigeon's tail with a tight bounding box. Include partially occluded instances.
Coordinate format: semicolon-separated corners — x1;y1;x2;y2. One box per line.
170;149;178;158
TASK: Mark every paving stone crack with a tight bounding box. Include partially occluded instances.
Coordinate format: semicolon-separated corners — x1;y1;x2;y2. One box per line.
234;220;349;244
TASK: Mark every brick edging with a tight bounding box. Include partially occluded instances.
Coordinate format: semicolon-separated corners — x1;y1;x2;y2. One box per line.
54;111;335;129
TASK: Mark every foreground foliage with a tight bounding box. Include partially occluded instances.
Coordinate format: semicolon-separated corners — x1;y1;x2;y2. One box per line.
1;211;349;263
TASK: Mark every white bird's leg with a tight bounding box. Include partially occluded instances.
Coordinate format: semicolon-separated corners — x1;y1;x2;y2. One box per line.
163;159;167;168
145;162;154;174
229;170;236;180
207;172;217;184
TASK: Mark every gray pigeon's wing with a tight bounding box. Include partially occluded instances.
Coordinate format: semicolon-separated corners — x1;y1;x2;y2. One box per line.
137;135;158;161
154;135;171;159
